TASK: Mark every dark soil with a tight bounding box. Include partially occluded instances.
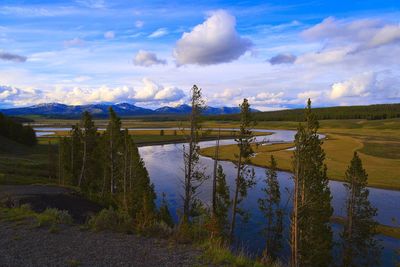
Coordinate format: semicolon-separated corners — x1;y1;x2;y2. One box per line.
0;185;103;223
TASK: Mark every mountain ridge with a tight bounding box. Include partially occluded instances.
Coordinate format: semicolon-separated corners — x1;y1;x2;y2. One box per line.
0;102;259;117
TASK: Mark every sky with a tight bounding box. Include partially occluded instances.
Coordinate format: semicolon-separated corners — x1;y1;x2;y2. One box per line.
0;0;399;110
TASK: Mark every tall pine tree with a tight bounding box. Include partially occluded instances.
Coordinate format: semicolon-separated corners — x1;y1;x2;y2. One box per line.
258;155;283;262
182;85;207;222
291;99;333;267
229;98;256;242
342;152;381;267
214;164;231;239
78;111;98;191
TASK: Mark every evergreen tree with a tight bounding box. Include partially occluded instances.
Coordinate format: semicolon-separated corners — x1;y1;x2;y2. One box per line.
342;152;381;267
229;98;256;242
182;85;207;222
214;164;231;238
129;140;156;226
105;107;123;195
291;99;333;267
78;111;98;190
68;124;83;186
159;193;174;227
258;155;283;261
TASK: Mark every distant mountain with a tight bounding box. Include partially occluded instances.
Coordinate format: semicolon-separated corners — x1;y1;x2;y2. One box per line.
0;103;259;117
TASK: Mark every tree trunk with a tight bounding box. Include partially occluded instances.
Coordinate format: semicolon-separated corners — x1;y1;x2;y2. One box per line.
123;134;128;209
78;139;87;188
291;150;300;267
212;128;220;216
229;147;242;242
110;126;114;194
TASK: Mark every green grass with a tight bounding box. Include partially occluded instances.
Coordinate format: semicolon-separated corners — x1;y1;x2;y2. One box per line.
330;216;400;239
200;239;281;267
0;136;55;185
0;204;73;228
359;142;400;159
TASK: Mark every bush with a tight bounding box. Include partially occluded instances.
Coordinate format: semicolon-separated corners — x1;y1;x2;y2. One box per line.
36;208;73;227
88;207;132;232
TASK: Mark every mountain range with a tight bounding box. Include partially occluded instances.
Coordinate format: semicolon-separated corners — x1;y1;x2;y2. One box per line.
0;103;259;117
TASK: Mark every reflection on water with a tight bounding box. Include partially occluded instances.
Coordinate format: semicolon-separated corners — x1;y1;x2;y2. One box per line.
139;129;399;266
34;127;399;265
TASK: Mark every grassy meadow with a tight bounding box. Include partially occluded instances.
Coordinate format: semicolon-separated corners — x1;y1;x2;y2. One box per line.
200;118;400;190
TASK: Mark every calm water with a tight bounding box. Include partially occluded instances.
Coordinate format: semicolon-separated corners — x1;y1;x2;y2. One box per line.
35;127;399;265
138;129;399;266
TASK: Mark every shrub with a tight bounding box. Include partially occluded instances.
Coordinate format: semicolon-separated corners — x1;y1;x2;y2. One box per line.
88;207;132;232
36;208;73;227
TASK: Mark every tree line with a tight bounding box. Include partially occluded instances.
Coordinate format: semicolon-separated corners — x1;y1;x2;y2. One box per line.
52;85;382;266
58;109;158;228
0;112;37;146
207;103;400;122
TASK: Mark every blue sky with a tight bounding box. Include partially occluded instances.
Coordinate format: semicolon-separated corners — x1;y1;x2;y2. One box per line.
0;0;399;110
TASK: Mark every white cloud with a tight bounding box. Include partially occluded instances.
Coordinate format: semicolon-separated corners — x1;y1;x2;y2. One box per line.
0;79;186;107
133;50;166;67
368;24;400;48
213;88;242;100
173;10;252;65
148;28;168;38
104;31;115;39
247;92;286;106
297;90;323;100
302;17;400;53
330;72;376;99
296;47;351;65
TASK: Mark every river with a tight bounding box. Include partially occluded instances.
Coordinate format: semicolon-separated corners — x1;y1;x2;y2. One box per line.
34;127;399;265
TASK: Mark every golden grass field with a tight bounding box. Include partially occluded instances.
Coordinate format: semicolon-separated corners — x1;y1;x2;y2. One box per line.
199;119;400;191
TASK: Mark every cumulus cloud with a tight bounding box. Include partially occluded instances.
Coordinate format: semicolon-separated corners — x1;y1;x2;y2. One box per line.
148;28;168;38
213;88;242;100
247;92;286;106
330;72;376;99
0;79;186;107
104;31;115;39
0;51;27;62
268;53;296;65
133;50;166;67
173;10;252;65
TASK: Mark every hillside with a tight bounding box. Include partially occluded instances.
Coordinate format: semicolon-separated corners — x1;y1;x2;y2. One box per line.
207;103;400;121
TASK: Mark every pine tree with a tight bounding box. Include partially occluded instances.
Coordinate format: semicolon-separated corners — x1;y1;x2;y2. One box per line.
182;85;207;222
159;193;174;227
212;128;221;216
78;111;97;190
258;155;283;261
229;98;256;242
291;99;333;267
342;152;381;267
105;107;122;195
69;124;83;186
214;164;231;238
129;140;156;226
